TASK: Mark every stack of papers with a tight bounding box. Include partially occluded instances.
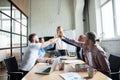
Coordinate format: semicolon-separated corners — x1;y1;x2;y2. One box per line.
64;60;83;64
59;56;68;60
60;72;85;80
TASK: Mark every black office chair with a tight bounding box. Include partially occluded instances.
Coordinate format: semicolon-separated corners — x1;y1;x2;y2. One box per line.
4;56;23;80
109;54;120;80
54;49;67;57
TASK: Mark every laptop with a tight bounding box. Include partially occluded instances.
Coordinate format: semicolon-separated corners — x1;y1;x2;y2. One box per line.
55;50;67;57
35;58;59;75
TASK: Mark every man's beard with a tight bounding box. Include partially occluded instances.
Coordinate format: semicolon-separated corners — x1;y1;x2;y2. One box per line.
35;41;39;43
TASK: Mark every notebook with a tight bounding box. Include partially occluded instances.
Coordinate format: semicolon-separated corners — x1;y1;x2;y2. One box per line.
60;72;84;80
35;58;59;75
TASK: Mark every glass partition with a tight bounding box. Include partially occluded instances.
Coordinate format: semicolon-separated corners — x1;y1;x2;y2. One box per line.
12;20;20;34
12;6;21;22
12;34;20;47
0;0;28;61
22;14;27;26
101;1;114;39
5;49;11;57
115;0;120;36
0;49;10;61
0;0;11;16
12;48;21;61
22;36;27;46
0;13;10;31
0;32;10;48
22;25;27;36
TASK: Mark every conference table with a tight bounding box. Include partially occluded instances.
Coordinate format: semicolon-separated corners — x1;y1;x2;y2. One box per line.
22;57;112;80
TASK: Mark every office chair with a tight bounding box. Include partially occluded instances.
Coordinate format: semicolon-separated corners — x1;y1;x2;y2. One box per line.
109;54;120;80
4;56;23;80
54;49;67;57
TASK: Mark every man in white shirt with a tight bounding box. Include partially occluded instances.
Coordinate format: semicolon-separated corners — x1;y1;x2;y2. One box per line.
20;33;59;76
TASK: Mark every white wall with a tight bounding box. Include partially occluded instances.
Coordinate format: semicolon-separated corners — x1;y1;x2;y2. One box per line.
30;0;75;37
88;0;102;38
100;40;120;57
74;0;84;38
88;0;97;32
30;0;84;38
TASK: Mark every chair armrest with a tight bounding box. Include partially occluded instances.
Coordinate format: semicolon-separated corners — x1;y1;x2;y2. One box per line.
8;72;23;74
7;72;24;80
8;72;24;77
110;71;120;75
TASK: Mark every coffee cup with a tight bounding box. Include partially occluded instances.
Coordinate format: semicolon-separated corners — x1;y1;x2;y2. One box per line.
75;64;81;72
87;67;94;78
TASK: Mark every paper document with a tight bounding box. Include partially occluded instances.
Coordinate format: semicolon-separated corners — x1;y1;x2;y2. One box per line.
60;72;85;80
64;60;83;64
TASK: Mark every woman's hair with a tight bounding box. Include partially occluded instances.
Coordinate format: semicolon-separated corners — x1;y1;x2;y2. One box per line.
57;26;63;32
28;33;37;42
86;32;96;44
96;39;100;42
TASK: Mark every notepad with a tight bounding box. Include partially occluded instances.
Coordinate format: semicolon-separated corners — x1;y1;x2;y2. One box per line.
64;60;82;64
59;72;85;80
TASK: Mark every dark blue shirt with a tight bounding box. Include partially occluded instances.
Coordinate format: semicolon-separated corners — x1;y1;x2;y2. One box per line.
62;38;85;61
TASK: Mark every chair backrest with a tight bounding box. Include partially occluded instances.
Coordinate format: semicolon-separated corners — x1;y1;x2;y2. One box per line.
109;54;120;72
4;56;18;72
55;50;67;57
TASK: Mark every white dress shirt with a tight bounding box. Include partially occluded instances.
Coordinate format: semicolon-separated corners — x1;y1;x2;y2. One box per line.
20;43;41;71
55;38;67;50
86;52;93;66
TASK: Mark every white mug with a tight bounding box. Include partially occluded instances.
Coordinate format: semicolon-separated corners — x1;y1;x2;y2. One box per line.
87;67;94;78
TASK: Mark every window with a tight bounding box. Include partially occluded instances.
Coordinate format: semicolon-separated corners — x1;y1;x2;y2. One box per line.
0;0;28;60
12;34;20;47
22;36;27;46
22;14;27;26
101;1;114;38
100;0;120;39
12;6;21;22
0;32;10;48
114;0;120;35
12;20;21;34
0;13;11;31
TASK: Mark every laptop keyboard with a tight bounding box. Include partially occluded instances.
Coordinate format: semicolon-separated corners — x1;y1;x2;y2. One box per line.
43;67;51;72
38;67;51;72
